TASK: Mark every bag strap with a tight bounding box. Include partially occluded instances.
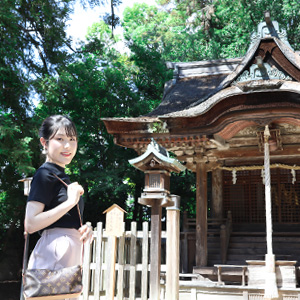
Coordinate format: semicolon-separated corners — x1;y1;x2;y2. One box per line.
52;173;85;266
22;173;84;276
22;232;29;277
52;173;83;227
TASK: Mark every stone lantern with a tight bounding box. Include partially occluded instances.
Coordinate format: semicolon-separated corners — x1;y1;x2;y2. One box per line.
129;139;185;300
18;177;33;196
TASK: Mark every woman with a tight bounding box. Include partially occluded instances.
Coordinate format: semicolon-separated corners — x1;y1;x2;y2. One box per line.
24;115;92;300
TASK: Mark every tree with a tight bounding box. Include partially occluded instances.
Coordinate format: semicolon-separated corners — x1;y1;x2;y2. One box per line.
0;0;77;264
124;0;300;62
0;0;120;279
32;21;154;227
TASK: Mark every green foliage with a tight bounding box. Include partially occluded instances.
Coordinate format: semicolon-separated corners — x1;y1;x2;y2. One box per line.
171;170;196;216
32;21;151;225
123;0;300;64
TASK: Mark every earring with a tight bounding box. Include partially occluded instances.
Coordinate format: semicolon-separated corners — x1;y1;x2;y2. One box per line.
42;147;48;155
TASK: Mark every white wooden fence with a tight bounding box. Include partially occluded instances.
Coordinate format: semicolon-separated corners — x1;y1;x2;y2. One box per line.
79;221;300;300
81;221;167;300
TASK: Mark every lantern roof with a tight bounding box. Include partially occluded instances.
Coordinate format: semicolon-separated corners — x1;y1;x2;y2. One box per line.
129;139;186;173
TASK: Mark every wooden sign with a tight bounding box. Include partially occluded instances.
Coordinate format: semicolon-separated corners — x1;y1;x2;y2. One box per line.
103;204;126;237
103;204;127;300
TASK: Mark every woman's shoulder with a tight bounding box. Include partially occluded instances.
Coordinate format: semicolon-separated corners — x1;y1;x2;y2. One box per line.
37;162;64;175
32;166;53;184
33;163;63;182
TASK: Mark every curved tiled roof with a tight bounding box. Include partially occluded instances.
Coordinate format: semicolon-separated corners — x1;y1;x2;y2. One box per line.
102;18;300;141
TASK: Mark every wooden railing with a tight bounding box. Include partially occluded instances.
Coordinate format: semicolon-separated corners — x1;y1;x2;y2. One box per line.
180;211;232;271
220;211;232;264
182;211;228;232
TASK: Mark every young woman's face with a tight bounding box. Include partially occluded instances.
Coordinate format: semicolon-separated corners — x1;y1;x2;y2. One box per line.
41;127;78;168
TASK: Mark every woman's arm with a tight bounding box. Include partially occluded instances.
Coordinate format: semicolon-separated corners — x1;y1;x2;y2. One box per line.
25;182;84;234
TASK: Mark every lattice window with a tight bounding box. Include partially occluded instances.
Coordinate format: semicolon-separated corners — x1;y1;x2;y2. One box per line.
223;169;300;223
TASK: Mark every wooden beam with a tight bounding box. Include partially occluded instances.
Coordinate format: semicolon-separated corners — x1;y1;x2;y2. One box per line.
207;145;300;160
212;168;223;220
195;162;207;267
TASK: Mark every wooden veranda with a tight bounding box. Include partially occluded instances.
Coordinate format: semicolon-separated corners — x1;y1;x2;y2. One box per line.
102;12;300;298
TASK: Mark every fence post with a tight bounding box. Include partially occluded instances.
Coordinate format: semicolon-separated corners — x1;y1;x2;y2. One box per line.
94;222;103;300
129;222;137;300
106;236;117;300
166;195;180;300
141;222;149;300
82;222;93;300
117;231;126;300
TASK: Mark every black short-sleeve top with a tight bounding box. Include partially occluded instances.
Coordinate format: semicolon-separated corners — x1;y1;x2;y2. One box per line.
27;162;84;230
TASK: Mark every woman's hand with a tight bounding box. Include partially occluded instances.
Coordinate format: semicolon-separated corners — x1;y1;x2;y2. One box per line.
67;182;84;206
78;223;93;243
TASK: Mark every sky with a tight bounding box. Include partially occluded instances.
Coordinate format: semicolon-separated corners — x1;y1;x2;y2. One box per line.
67;0;158;42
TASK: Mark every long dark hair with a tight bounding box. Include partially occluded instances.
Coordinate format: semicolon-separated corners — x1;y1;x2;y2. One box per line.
39;115;78;142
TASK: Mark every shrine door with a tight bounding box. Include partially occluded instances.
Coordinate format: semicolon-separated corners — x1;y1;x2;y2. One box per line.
223;169;300;224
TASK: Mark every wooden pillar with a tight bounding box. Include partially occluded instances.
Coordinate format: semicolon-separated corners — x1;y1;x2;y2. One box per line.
212;168;223;220
106;236;117;300
150;201;162;300
195;162;207;267
166;195;180;300
181;211;189;273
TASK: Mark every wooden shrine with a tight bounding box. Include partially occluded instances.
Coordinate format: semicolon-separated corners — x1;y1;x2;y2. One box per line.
103;12;300;297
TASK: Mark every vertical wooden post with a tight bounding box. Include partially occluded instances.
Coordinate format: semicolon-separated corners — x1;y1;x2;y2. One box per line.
106;236;117;300
212;168;223;220
129;222;137;300
166;195;180;300
94;222;103;300
220;224;226;264
117;231;125;300
149;201;162;300
196;162;207;267
82;222;93;300
141;222;149;300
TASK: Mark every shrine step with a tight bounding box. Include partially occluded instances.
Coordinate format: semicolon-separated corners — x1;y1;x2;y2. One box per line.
226;231;300;265
207;235;222;266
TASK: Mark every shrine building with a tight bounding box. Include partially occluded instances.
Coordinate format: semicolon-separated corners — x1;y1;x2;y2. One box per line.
103;12;300;294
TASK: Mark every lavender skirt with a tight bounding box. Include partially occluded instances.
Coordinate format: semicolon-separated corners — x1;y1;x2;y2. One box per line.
28;228;82;300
